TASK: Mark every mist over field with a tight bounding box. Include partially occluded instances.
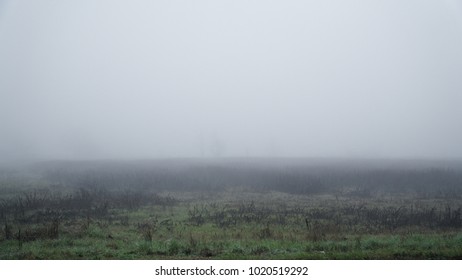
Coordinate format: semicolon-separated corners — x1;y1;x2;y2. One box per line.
1;0;462;163
2;1;462;260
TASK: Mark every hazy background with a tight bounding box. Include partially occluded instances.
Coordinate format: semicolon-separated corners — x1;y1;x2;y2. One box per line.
1;0;462;162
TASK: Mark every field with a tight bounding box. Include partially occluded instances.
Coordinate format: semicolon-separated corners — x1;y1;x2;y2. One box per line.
1;158;462;259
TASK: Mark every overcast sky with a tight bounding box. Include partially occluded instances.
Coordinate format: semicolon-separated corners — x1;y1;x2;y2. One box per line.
1;0;462;161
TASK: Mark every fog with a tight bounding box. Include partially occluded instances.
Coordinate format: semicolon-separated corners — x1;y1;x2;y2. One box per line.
1;0;462;162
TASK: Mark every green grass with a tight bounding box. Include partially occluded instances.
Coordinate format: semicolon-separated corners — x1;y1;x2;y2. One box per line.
2;230;462;259
1;187;462;259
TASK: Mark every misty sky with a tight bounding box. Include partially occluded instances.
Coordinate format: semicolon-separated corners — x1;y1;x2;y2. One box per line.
1;0;462;161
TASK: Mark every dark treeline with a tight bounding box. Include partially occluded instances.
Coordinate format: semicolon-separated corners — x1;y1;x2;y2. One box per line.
31;158;462;197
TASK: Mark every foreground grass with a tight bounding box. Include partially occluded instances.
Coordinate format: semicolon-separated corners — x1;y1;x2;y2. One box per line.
2;232;462;259
2;159;462;259
1;194;462;260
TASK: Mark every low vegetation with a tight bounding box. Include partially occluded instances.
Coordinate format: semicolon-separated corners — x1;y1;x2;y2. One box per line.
1;159;461;259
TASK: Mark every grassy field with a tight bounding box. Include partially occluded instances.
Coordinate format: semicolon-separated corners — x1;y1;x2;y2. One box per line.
1;159;462;259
